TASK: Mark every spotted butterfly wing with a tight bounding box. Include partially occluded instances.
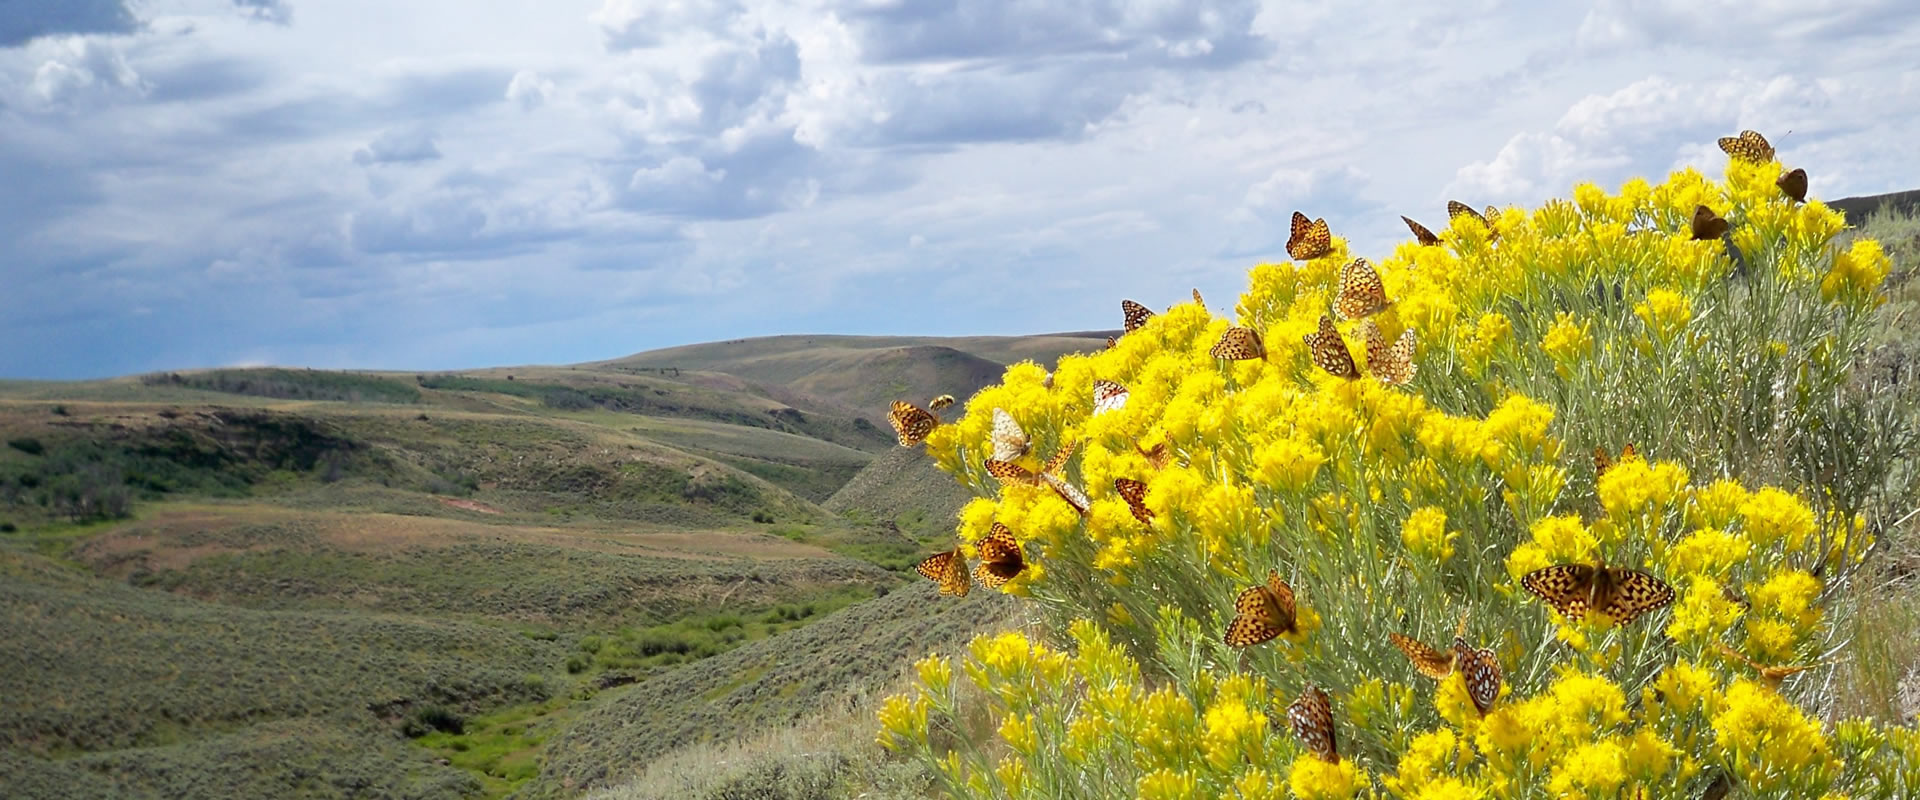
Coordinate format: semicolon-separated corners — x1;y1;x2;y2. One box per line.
1114;478;1153;525
1447;200;1488;227
1304;314;1360;379
1593;443;1637;478
1691;205;1730;240
928;394;956;411
1362;320;1416;385
1453;640;1502;715
1223;570;1296;647
914;547;970;597
1777;168;1808;203
1402;216;1441;246
1192;288;1205;307
1718;130;1775;164
1335;258;1391;320
1713;641;1821;688
888;400;939;447
1389;633;1454;680
1041;473;1090;516
1210;327;1266;361
1041;439;1078;476
1287;685;1339;763
1121;299;1155;333
1522;560;1674;625
1286;211;1333;261
984;458;1038;485
1136;441;1173;470
1105;336;1117;350
989;408;1031;462
1092;379;1129;415
973;522;1026;588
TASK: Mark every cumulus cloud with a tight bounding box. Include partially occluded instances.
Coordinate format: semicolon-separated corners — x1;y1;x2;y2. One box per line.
352;128;443;165
592;0;745;51
0;0;137;48
26;36;145;105
505;69;555;110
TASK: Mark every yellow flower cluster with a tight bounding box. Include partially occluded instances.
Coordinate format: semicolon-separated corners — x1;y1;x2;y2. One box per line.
880;143;1918;798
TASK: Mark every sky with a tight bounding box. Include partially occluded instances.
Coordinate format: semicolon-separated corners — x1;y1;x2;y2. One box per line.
2;0;1917;379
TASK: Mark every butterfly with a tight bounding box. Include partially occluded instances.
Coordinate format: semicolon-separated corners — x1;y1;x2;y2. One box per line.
1447;201;1499;239
985;440;1076;486
1210;326;1267;361
888;400;940;447
1093;379;1129;415
1777;168;1808;203
973;522;1027;589
1718;129;1775;164
1691;205;1730;241
1361;320;1416;386
1713;641;1824;689
989;408;1030;462
1287;685;1339;763
1334;258;1391;320
1592;443;1638;478
1136;440;1174;470
1389;633;1458;680
1042;472;1091;516
914;546;971;597
1223;569;1298;647
1105;336;1118;350
1286;211;1334;261
928;394;956;411
1303;314;1361;380
1122;299;1155;333
1192;288;1205;307
1114;477;1153;524
1403;216;1441;246
1454;640;1503;715
1521;555;1675;625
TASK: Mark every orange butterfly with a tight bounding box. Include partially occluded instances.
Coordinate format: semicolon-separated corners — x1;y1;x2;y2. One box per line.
989;408;1030;462
928;394;956;411
1287;685;1339;763
1361;320;1416;386
1122;299;1155;333
1092;379;1129;415
1713;641;1825;689
1136;440;1174;470
888;400;940;447
1593;443;1638;478
1105;336;1117;350
985;439;1075;486
1777;168;1807;203
1447;201;1500;241
1223;569;1298;647
1521;555;1674;626
1210;326;1267;361
1717;129;1775;164
973;522;1027;589
1691;205;1730;240
1334;258;1391;320
1389;633;1458;680
1043;472;1091;516
914;545;970;597
1114;477;1152;524
1303;314;1360;380
1454;640;1503;715
1286;211;1333;261
1402;215;1441;246
1192;288;1205;307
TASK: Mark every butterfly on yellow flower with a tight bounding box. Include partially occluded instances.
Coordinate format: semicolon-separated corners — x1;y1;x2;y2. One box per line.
973;522;1027;589
989;408;1030;462
1136;440;1174;470
1286;685;1340;763
1286;211;1333;261
1113;477;1152;525
1121;299;1155;333
1592;443;1638;478
1043;472;1091;516
914;545;970;597
1777;167;1808;204
1454;640;1503;715
1092;379;1129;415
1104;336;1117;350
1713;641;1825;689
1402;215;1441;246
1192;287;1205;307
1717;129;1775;164
1223;569;1298;647
1521;555;1675;626
1334;258;1392;320
888;400;940;447
1691;205;1730;241
928;394;956;411
1361;320;1416;386
1209;326;1267;361
1303;314;1361;380
1447;200;1500;241
1389;633;1458;680
984;439;1075;486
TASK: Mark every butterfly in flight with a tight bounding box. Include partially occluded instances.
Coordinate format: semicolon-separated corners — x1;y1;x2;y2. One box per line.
1521;555;1675;626
1043;472;1091;516
1713;641;1825;690
1592;443;1638;478
1334;258;1392;320
1454;640;1503;715
989;408;1030;462
1303;314;1361;380
1361;320;1416;386
984;439;1075;486
1114;477;1153;525
928;394;956;411
1286;211;1334;261
1389;632;1459;680
1093;379;1129;415
1402;216;1441;246
1136;440;1174;470
914;545;971;597
1777;168;1808;203
1691;205;1730;241
1210;326;1267;361
1717;129;1776;164
1122;299;1155;333
888;400;940;447
1287;685;1340;763
973;522;1027;589
1224;569;1299;647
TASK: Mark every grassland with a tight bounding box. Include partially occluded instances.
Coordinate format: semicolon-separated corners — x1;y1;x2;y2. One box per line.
0;331;1082;799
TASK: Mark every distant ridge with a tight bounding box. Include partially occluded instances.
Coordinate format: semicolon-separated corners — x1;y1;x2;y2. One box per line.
1831;189;1920;227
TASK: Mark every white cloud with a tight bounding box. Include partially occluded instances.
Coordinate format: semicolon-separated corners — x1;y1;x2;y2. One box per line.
505;69;556;110
26;36;145;105
352;128;441;165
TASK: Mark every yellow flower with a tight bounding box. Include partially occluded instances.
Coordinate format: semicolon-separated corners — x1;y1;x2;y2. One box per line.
1548;738;1627;796
1596;457;1689;519
1528;514;1597;561
1287;755;1368;800
1633;287;1693;341
1820;236;1892;308
1667;527;1751;579
1402;506;1456;562
998;712;1038;756
1738;487;1817;551
1749;568;1823;630
1540;311;1594;367
1623;728;1678;781
1254;434;1327;493
876;693;929;750
915;653;953;696
1712;679;1833;792
1392;727;1462;793
1136;768;1198;800
1687;479;1750;529
993;757;1028;796
1664;576;1744;646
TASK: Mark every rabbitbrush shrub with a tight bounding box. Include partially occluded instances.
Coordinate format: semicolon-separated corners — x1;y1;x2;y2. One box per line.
878;147;1920;798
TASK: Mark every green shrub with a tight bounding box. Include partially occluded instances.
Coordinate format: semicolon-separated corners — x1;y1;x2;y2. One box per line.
7;437;45;456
